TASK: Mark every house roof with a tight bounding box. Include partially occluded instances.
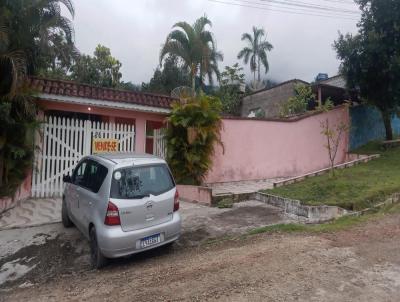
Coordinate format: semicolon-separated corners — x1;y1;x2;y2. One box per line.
27;77;177;110
317;74;346;89
244;79;310;97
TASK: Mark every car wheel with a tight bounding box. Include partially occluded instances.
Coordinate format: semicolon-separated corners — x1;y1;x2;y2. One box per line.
61;199;73;228
90;227;108;269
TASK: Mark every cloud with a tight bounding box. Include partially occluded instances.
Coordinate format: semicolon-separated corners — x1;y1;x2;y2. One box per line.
69;0;359;84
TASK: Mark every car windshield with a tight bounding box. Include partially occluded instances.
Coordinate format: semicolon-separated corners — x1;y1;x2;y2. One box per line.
110;164;175;199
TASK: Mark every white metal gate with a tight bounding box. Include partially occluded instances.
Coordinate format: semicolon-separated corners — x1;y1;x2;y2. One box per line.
31;116;135;198
153;128;167;159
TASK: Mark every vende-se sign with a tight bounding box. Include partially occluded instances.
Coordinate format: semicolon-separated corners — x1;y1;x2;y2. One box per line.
92;139;119;153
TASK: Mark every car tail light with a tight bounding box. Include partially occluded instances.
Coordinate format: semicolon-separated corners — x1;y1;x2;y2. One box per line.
173;190;179;212
104;201;121;226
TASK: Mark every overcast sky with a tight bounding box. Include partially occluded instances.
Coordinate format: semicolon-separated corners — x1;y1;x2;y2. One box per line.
68;0;360;85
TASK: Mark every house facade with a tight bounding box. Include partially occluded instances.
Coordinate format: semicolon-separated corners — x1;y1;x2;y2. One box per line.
240;79;309;118
241;75;350;118
27;77;175;198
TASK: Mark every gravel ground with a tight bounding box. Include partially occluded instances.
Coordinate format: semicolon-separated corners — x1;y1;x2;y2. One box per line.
1;203;400;301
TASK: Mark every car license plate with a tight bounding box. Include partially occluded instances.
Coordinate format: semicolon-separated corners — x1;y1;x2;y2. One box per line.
141;233;161;248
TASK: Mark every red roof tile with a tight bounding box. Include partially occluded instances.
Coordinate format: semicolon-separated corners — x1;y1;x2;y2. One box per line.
27;77;177;109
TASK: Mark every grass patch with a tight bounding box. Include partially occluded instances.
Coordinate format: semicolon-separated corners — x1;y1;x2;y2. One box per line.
264;142;400;211
248;203;400;235
216;198;234;208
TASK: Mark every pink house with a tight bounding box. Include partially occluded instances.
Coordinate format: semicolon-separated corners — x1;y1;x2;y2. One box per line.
29;77;173;152
26;77;175;198
1;77;352;210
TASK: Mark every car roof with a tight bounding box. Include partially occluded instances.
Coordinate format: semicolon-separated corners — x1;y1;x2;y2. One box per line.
90;152;166;168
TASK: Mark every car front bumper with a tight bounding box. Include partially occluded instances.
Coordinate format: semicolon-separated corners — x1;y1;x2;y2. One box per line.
97;212;181;258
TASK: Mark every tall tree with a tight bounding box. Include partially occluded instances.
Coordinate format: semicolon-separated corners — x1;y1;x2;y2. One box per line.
160;16;223;90
334;0;400;140
237;26;273;83
217;63;245;115
0;0;75;195
142;55;190;95
71;45;122;88
0;0;76;94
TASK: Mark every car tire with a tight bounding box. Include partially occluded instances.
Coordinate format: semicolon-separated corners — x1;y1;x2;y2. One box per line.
90;227;108;269
61;199;73;228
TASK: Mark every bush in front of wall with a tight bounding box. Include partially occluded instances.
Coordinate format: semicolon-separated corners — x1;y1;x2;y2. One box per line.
280;84;315;117
0;92;39;198
165;93;223;185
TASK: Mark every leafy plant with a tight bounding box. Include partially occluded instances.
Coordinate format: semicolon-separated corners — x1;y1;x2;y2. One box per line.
0;89;39;197
280;84;314;117
70;44;122;88
320;113;350;176
255;108;266;118
142;55;190;94
217;198;234;208
237;26;273;83
165;94;223;185
0;0;74;197
160;15;223;89
220;63;245;87
316;97;334;112
216;63;245;115
334;0;400;140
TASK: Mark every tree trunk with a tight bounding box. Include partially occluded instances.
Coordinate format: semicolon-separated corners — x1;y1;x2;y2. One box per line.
257;56;261;82
381;110;393;140
191;64;196;91
0;154;3;187
192;76;196;91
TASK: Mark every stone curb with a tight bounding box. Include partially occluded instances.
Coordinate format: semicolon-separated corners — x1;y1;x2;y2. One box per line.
254;191;400;223
253;192;348;223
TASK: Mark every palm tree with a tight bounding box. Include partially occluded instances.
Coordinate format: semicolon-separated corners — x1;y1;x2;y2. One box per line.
160;16;223;90
0;24;26;97
0;0;75;193
237;26;273;84
0;0;76;91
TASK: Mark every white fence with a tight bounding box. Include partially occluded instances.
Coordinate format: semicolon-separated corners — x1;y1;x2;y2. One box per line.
31;116;135;198
153;128;167;159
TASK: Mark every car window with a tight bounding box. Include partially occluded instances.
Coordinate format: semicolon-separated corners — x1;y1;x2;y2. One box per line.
72;160;108;193
110;164;174;199
72;161;88;187
85;161;108;193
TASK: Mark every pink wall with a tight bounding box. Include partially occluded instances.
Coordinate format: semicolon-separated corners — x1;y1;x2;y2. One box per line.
37;99;167;153
0;172;32;213
205;106;350;183
176;185;213;206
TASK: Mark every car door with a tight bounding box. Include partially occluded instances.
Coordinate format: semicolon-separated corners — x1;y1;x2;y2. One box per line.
70;160;89;228
78;160;109;235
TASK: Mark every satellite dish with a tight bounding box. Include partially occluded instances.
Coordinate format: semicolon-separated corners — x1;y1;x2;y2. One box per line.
171;86;194;102
248;80;266;92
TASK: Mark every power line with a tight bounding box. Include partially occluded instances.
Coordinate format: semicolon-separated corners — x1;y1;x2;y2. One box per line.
207;0;360;20
234;0;359;16
257;0;359;14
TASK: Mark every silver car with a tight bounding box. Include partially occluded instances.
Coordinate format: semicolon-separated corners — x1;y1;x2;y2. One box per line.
62;153;181;269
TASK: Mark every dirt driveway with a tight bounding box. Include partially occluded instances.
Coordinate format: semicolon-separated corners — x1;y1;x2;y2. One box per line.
1;203;400;301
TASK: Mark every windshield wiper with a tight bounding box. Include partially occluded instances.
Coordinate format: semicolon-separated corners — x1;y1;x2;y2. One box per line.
130;194;150;199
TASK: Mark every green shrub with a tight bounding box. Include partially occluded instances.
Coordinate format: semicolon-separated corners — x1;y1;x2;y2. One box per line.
217;198;234;208
0;92;39;197
166;93;223;185
280;84;314;117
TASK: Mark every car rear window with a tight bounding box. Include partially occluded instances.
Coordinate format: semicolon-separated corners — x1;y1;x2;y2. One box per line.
110;164;175;199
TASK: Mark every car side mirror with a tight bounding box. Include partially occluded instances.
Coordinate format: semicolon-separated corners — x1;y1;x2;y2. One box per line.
63;174;72;183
